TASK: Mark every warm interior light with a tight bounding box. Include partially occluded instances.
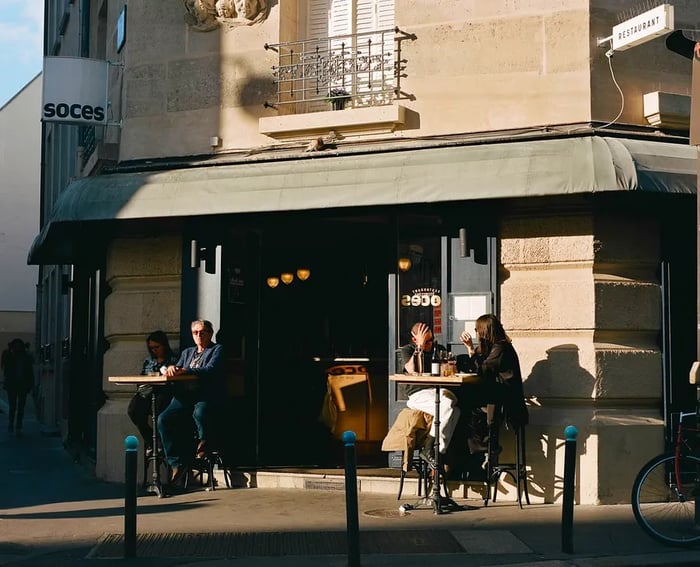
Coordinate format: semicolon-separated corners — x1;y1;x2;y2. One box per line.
281;272;294;285
266;276;280;288
296;268;311;281
398;257;412;272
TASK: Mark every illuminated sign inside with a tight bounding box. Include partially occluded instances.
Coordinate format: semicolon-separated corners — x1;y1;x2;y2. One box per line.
611;4;674;52
401;287;442;308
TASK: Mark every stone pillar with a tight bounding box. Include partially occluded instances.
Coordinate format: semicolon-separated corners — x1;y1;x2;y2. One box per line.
499;211;664;504
95;235;182;482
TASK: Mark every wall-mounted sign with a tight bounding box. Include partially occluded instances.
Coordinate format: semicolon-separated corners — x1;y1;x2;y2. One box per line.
42;56;109;125
611;4;674;52
400;287;442;308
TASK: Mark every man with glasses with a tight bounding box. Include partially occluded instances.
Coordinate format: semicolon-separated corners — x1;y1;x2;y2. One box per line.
158;319;226;491
400;322;460;466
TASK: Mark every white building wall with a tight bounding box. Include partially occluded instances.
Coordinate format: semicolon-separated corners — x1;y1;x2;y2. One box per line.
0;74;41;347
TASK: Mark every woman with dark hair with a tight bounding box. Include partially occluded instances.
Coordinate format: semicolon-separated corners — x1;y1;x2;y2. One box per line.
460;314;528;428
127;331;178;456
2;338;35;436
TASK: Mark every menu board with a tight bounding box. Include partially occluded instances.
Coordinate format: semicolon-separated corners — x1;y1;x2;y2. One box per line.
448;292;491;344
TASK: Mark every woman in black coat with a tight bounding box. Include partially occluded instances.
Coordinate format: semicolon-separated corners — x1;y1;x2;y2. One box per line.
460;314;528;429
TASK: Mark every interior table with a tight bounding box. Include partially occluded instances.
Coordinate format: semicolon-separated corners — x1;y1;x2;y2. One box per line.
109;374;195;498
390;372;480;514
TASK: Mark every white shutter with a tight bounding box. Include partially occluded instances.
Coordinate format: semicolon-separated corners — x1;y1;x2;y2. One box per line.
306;0;329;39
329;0;352;36
355;0;395;105
302;0;331;111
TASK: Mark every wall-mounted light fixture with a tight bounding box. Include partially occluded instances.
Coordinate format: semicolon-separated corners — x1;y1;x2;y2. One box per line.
398;257;412;272
296;268;311;281
280;272;294;285
266;276;280;288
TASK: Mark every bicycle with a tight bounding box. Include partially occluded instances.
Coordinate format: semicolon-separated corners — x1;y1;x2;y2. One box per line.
631;363;700;546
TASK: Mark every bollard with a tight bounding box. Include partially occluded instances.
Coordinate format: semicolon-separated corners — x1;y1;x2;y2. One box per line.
124;435;139;558
342;430;361;567
561;425;578;554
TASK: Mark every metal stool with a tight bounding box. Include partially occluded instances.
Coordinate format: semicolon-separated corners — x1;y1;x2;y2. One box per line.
484;411;530;508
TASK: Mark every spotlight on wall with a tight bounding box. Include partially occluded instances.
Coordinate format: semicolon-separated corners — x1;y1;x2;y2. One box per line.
296;268;311;281
266;276;280;288
280;272;294;285
398;257;412;272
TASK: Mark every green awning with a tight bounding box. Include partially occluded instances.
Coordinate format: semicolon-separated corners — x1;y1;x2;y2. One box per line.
28;135;697;264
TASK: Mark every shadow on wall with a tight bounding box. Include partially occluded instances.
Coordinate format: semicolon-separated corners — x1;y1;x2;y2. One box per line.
524;344;595;504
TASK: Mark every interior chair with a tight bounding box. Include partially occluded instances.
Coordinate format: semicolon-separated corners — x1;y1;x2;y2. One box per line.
483;403;530;508
324;364;372;440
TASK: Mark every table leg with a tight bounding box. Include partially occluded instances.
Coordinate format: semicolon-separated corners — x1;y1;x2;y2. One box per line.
145;390;164;498
432;385;442;514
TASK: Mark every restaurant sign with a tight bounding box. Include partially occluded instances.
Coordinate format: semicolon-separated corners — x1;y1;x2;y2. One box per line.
611;4;674;52
42;57;109;126
401;287;442;308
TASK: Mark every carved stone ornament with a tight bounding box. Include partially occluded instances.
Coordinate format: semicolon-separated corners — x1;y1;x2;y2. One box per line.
182;0;270;32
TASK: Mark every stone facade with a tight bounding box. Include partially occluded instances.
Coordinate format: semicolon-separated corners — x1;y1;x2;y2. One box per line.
39;1;698;502
96;235;182;482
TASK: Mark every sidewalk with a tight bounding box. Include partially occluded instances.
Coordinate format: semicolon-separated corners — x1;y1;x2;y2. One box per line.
2;391;700;566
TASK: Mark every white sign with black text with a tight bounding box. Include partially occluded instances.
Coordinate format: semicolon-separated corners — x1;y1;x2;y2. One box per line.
42;57;109;125
611;4;674;52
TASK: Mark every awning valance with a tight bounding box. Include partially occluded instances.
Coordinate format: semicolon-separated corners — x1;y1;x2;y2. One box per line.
29;135;697;264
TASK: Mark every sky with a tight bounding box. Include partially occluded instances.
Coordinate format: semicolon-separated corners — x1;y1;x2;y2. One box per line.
0;0;44;108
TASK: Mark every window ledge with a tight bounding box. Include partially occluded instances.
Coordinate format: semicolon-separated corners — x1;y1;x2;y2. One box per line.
259;104;406;141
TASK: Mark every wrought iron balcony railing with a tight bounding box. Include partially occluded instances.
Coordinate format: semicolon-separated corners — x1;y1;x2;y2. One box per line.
264;27;415;112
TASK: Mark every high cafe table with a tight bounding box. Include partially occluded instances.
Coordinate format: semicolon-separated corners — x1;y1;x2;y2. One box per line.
109;373;195;498
390;372;480;514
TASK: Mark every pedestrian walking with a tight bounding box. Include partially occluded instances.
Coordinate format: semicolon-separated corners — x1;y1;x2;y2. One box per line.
2;338;35;436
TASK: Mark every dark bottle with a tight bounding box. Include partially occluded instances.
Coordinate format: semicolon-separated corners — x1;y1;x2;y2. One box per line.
430;346;440;376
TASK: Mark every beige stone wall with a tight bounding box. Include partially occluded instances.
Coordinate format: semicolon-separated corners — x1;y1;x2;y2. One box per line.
96;235;182;482
110;1;699;158
500;211;664;504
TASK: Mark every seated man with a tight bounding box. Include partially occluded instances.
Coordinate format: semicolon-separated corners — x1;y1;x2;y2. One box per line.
400;322;460;465
158;319;226;490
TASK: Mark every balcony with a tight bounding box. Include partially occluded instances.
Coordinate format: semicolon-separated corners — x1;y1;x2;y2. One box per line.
259;27;415;141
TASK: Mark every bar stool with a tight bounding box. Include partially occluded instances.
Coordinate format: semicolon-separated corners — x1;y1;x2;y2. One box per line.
381;408;437;500
188;448;232;491
484;404;530;508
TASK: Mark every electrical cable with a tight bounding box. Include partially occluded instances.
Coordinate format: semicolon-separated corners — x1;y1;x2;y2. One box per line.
597;50;625;130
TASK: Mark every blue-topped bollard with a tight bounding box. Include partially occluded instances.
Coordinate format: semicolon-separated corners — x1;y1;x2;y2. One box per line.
342;431;361;567
124;435;139;558
561;425;578;554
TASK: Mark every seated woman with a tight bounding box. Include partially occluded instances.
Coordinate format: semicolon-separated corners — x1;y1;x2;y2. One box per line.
127;331;178;456
459;314;529;449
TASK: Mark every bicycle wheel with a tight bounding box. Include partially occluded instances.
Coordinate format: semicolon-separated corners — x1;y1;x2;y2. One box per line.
631;452;700;546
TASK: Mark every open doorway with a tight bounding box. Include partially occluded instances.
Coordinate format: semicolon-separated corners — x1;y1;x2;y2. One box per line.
254;216;391;467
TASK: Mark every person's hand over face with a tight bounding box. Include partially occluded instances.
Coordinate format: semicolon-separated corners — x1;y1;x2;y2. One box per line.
412;323;431;351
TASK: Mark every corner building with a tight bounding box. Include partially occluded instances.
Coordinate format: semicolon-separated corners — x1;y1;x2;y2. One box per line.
33;0;699;504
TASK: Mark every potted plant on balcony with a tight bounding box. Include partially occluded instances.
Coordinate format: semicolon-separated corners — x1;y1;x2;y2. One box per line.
326;88;351;110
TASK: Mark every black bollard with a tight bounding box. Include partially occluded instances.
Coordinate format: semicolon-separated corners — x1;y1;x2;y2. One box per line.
561;425;578;554
124;435;139;558
342;430;361;567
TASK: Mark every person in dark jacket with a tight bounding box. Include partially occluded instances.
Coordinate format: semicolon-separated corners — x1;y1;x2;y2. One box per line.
158;319;226;488
2;338;35;436
126;331;178;456
460;314;528;429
